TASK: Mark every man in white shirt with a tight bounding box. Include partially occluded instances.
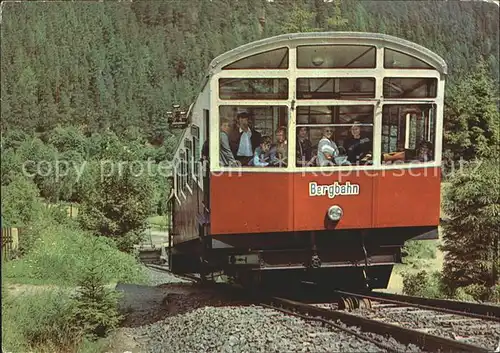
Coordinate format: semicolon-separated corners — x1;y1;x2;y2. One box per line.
229;112;262;165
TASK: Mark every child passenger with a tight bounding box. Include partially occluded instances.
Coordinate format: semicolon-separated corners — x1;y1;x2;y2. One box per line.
250;136;272;167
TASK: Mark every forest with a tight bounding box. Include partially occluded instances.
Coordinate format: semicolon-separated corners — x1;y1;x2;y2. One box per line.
0;1;499;352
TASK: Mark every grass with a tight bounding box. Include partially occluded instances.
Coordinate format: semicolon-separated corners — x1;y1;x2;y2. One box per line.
147;215;168;230
2;285;115;353
384;231;444;294
3;223;148;286
2;217;149;353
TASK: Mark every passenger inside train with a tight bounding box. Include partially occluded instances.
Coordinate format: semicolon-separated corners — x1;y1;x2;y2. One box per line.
296;127;313;166
317;127;340;166
249;135;273;167
219;117;240;167
229;111;262;166
217;103;434;168
343;121;372;165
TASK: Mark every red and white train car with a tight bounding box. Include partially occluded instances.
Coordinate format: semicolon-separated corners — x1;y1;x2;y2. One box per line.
167;32;447;290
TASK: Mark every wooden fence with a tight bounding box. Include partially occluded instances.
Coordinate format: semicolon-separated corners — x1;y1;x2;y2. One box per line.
1;227;20;261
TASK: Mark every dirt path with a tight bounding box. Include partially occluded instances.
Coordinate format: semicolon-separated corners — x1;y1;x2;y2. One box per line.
106;329;144;353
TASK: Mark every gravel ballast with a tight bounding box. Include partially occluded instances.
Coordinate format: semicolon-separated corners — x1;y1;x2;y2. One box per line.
116;268;422;352
350;305;500;351
128;305;396;353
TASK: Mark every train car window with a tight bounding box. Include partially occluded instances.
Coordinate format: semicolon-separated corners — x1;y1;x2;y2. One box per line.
383;78;437;98
296;105;374;167
218;105;288;168
193;137;199;181
219;78;288;100
381;104;436;164
384;49;434;70
185;139;193;188
297;45;376;68
175;157;181;196
179;150;186;193
222;47;289;70
297;78;375;99
191;125;200;181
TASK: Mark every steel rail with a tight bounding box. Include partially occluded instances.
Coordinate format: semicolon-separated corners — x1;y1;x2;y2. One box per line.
260;302;400;352
266;297;490;353
335;290;500;322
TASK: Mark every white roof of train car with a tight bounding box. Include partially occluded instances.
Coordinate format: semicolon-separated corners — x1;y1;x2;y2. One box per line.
207;32;448;75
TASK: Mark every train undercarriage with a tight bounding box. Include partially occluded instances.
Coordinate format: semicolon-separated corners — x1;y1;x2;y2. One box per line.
168;226;438;291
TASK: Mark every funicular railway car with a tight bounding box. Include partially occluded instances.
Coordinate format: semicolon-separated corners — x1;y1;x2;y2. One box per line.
167;32;447;290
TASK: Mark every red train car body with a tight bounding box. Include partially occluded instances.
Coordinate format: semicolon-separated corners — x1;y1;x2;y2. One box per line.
167;32;447;290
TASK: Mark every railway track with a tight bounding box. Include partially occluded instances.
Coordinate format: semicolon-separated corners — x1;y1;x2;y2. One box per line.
335;290;500;321
325;290;500;351
265;296;493;352
141;265;497;352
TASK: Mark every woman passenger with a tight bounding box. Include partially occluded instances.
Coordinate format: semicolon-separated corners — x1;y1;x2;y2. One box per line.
271;126;288;166
317;127;339;166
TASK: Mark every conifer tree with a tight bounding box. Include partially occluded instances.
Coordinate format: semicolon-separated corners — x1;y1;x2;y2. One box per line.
444;60;500;162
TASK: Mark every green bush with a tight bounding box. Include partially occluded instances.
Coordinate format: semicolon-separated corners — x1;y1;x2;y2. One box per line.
71;263;123;340
2;282;121;353
403;240;437;265
454;283;500;302
402;270;445;298
4;223;148;286
2;289;82;353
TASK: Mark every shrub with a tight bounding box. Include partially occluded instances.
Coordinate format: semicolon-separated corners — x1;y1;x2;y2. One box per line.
453;283;499;302
71;263;123;340
402;270;445;298
402;239;437;266
2;289;82;353
2;282;122;353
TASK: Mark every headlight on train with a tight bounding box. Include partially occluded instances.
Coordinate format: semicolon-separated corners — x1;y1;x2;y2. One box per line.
328;205;343;221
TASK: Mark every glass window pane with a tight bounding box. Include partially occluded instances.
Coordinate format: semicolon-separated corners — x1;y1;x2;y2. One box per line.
381;104;436;164
219;78;288;100
185;140;192;188
174;159;182;195
296;105;374;167
297;45;376;68
297;78;375;99
193;137;199;180
218;105;288;168
223;47;289;69
384;49;434;69
180;150;186;192
383;78;437;98
296;105;374;125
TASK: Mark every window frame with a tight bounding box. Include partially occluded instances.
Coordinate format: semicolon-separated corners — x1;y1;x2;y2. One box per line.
211;45;443;172
216;104;290;169
191;125;200;183
296;77;376;100
184;139;193;190
296;44;377;69
179;149;186;194
383;48;435;70
222;47;289;70
218;78;289;100
295;104;376;168
381;103;438;165
383;77;438;99
175;157;181;197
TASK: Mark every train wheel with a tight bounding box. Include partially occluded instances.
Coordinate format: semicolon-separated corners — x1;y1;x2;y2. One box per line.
359;298;372;309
